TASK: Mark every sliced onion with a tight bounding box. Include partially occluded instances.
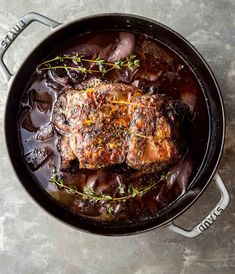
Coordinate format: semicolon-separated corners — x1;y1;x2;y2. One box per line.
167;157;193;190
67;44;102;57
99;44;116;60
48;70;68;85
86;174;98;189
108;32;135;62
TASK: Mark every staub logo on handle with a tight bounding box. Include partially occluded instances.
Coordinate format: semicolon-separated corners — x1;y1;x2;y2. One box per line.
198;206;223;231
0;20;26;49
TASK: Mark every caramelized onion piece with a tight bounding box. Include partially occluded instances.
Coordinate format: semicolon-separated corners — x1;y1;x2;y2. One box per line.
167;157;193;191
48;70;68;85
108;32;135;62
67;44;102;57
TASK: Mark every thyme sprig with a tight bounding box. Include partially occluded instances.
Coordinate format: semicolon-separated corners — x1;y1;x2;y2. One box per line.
37;53;140;76
49;172;168;203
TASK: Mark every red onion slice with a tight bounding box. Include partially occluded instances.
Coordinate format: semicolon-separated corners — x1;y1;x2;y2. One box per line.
108;32;135;62
167;157;193;191
48;70;68;85
66;44;102;57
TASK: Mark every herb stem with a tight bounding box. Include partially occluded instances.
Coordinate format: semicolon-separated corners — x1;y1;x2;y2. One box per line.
37;57;60;67
39;66;100;74
50;173;167;203
37;54;140;76
81;58;115;66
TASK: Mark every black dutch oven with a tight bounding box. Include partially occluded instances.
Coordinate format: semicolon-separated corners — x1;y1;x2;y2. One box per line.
0;12;230;237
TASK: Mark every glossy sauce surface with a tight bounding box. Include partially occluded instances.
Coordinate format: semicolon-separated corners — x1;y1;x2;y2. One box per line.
19;32;209;222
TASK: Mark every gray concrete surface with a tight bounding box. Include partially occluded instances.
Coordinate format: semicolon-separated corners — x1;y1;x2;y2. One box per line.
0;0;234;273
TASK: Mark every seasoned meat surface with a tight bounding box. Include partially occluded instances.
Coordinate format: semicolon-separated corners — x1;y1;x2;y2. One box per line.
127;98;189;171
53;80;190;171
58;136;77;171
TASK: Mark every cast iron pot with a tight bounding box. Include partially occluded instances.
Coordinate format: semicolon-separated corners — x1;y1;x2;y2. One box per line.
0;12;230;237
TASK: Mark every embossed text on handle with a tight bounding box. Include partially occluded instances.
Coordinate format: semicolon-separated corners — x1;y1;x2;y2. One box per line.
0;20;26;49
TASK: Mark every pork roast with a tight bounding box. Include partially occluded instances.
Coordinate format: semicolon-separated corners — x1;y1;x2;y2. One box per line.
53;80;190;171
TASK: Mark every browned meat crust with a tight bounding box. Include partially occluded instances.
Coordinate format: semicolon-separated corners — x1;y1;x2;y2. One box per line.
127;97;189;171
53;81;190;171
58;136;77;171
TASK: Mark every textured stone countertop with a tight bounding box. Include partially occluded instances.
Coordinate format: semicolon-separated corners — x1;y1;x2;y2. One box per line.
0;0;234;273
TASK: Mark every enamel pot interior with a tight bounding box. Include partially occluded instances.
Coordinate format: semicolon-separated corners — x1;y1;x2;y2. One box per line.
4;14;225;235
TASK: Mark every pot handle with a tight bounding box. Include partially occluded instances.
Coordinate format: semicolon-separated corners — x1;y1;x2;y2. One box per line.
168;172;230;237
0;12;61;81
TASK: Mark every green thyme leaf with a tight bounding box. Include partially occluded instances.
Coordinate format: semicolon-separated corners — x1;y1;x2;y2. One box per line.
49;167;168;203
128;184;140;197
98;64;107;75
106;205;114;214
118;183;126;195
74;56;82;63
83;186;94;196
96;57;105;65
133;59;140;67
79;67;87;73
37;53;140;75
55;55;64;62
102;194;112;200
127;60;140;70
114;60;124;69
